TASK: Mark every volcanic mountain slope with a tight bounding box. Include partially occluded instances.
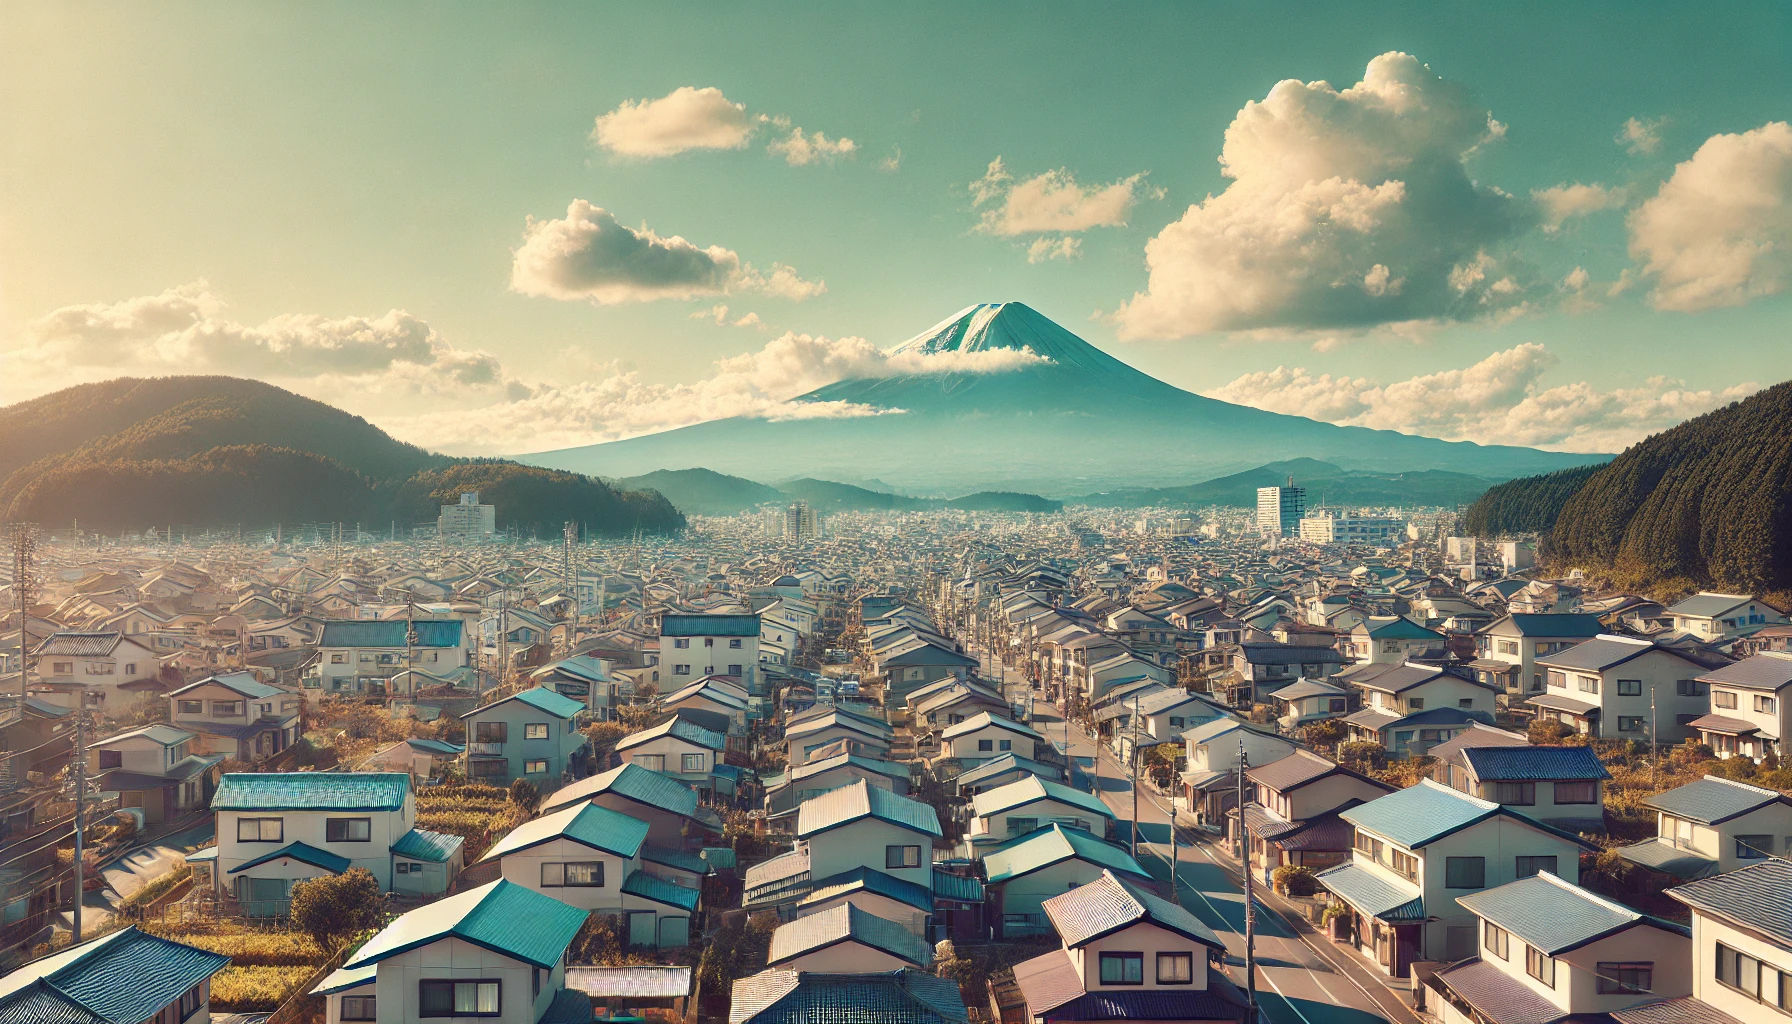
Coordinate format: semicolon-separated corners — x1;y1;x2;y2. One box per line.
524;303;1605;495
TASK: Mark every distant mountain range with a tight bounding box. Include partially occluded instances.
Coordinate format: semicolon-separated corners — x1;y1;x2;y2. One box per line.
1463;381;1792;593
0;378;682;535
526;302;1607;495
1070;457;1498;509
610;468;1065;516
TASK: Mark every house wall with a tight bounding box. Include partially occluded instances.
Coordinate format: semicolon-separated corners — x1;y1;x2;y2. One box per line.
496;836;633;912
1705;682;1790;756
1558;925;1693;1014
1690;910;1792;1023
973;798;1107;844
324;981;375;1024
1069;921;1212;991
807;819;932;891
791;726;890;765
1287;774;1387;822
775;942;914;973
998;861;1123;934
623;735;717;788
662;634;757;688
1659;802;1792;872
373;936;561;1024
464;701;581;788
1366;676;1490;715
1473;778;1605;822
942;724;1035;765
95;735;189;775
1409;819;1585;962
215;798;415;890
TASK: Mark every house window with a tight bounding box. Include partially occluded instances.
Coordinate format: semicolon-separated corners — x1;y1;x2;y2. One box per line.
1390;850;1418;882
419;979;499;1017
681;753;705;772
177;700;204;715
1758;695;1778;714
341;995;377;1020
673;638;690;649
1445;856;1485;889
978;740;994;752
1596;962;1653;995
1491;782;1535;805
1169;717;1185;728
1716;943;1763;1000
1007;817;1038;835
1676;678;1707;697
1615;716;1644;733
52;662;72;674
728;664;743;676
474;722;507;743
1577;676;1599;694
1553;781;1597;804
525;759;549;775
1515;855;1557;879
1458;698;1473;709
1715;690;1738;709
1484;921;1510;960
524;723;549;741
674;664;691;675
1407;698;1424;710
704;638;714;647
236;817;282;842
213;701;244;716
635;754;665;771
1329;698;1347;713
729;639;743;648
1099;952;1143;985
999;740;1013;751
1156;952;1194;985
1736;834;1772;859
885;845;921;869
542;862;603;887
470;759;507;778
1525;945;1555;986
97;750;122;770
325;818;371;843
1497;640;1519;655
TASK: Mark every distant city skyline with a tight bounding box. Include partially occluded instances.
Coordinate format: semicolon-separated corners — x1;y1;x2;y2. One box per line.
4;2;1789;457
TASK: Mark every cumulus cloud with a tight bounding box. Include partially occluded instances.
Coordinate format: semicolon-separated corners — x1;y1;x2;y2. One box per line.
382;330;1054;455
971;158;1154;236
1533;183;1626;231
1115;52;1532;339
1618;116;1666;156
1627;121;1792;312
689;305;765;329
591;86;754;157
509;200;823;305
1207;343;1758;451
9;282;505;398
1027;237;1082;263
767;127;857;166
590;87;856;166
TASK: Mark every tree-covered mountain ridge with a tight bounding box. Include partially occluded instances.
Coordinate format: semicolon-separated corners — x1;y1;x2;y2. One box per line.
0;377;683;535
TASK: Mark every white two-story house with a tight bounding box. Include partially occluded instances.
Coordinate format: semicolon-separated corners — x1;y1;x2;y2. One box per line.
168;672;302;763
1691;651;1792;762
1620;859;1792;1024
1532;635;1727;743
1616;774;1792;880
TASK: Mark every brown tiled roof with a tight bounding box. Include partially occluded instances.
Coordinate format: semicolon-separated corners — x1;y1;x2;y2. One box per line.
1611;997;1747;1024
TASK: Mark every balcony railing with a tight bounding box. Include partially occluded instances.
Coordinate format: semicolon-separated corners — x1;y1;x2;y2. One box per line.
468;741;504;756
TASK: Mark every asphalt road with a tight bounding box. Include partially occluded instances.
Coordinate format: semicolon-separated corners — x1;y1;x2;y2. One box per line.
1023;696;1421;1024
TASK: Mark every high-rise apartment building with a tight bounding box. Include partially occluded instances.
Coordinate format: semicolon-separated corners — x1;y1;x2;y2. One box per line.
437;491;496;540
1256;483;1306;537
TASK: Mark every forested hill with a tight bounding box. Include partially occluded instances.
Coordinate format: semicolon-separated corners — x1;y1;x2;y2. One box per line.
0;377;683;536
1459;464;1603;537
1467;382;1791;594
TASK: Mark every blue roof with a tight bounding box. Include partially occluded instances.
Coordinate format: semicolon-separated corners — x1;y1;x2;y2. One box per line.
227;841;350;876
661;613;760;637
800;867;934;913
318;619;463;648
642;844;712;875
541;762;701;819
1340;779;1499;847
729;968;967;1024
214;772;410;812
1462;745;1611;782
621;870;701;911
1314;862;1424;922
480;800;650;861
1646;774;1787;824
406;737;465;756
391;828;464;863
1456;872;1682;954
0;927;229;1024
469;686;585;720
982;824;1150;884
1667;858;1792;944
345;879;587;970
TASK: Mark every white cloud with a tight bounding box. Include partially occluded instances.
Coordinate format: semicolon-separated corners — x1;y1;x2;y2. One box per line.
509;200;823;305
591;86;754;158
689;305;765;329
1026;237;1082;263
9;282;504;398
1207;343;1759;451
382;330;1055;455
971;157;1153;236
1627;121;1792;312
767;127;856;166
1618;116;1666;156
879;146;903;172
1115;52;1532;339
1533;183;1626;231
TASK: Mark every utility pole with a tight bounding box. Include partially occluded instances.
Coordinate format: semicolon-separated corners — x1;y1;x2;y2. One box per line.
1650;686;1659;791
400;594;417;713
1238;737;1258;1024
1130;692;1141;857
72;709;86;942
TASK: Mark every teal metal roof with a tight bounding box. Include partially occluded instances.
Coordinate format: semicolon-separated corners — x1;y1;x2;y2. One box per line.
391;827;464;863
729;968;968;1024
406;737;465;756
1340;779;1498;848
308;963;377;996
0;927;230;1024
319;619;463;648
480;800;650;861
797;780;942;839
768;903;931;968
1456;872;1682;954
214;771;410;812
642;844;711;875
1314;862;1424;922
227;841;350;876
800;867;934;913
471;686;585;720
542;763;700;818
345;879;587;970
621;870;701;912
981;823;1150;884
702;847;738;871
617;715;726;752
931;869;985;903
661;613;760;637
970;775;1114;821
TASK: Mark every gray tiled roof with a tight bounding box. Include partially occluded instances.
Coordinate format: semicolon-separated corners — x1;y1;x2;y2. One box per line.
1535;635;1660;671
1432;959;1562;1024
1462;745;1610;782
1611;997;1749;1024
1040;870;1224;950
730;969;967;1024
1455;872;1678;954
798;780;943;839
1668;857;1792;944
768;903;931;968
1644;775;1786;824
1313;862;1423;922
1614;838;1718;880
1696;651;1792;690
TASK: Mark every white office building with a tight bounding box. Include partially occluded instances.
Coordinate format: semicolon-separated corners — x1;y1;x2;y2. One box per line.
438;492;496;540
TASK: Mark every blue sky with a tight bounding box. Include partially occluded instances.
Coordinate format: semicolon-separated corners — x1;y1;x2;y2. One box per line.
4;2;1789;456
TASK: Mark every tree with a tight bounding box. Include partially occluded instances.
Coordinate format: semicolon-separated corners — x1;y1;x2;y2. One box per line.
508;778;541;815
696;916;772;995
585;721;627;771
1299;718;1346;750
1337;741;1386;772
1527;719;1573;745
291;869;386;947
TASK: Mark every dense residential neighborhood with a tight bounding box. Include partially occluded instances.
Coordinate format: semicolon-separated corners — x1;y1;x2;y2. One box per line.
0;504;1788;1024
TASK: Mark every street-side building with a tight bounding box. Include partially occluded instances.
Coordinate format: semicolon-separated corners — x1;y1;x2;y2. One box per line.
169;671;302;763
1690;651;1792;762
462;686;587;789
966;775;1115;848
937;712;1044;769
91;724;222;825
1241;749;1394;883
660;612;760;694
1622;859;1792;1024
981;824;1154;939
309;619;469;694
1615;774;1792;880
1532;634;1727;743
1474;613;1608;702
29;631;160;710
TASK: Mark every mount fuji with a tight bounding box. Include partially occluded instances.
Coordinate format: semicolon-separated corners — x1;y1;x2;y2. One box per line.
521;303;1605;496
